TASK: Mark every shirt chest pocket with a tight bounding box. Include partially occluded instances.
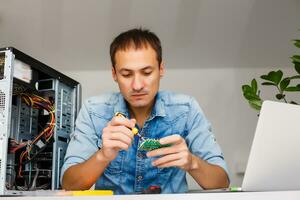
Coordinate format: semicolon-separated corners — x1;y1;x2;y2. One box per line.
97;138;125;174
107;150;125;174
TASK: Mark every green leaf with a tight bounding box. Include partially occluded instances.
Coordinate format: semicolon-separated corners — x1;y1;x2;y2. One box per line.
280;78;290;91
291;55;300;63
285;86;300;91
290;101;298;105
288;74;300;80
242;81;262;110
261;82;276;86
293;40;300;48
242;85;252;93
260;70;283;85
249;99;262;111
260;75;269;80
276;93;285;100
251;79;258;93
243;92;260;101
294;61;300;74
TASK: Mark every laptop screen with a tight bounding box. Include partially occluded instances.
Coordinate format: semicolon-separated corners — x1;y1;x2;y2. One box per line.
242;101;300;191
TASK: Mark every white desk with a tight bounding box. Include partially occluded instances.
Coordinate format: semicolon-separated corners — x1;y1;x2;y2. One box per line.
3;191;300;200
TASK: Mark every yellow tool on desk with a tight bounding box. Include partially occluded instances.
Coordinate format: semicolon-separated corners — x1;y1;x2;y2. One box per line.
20;190;114;196
115;112;144;141
71;190;113;196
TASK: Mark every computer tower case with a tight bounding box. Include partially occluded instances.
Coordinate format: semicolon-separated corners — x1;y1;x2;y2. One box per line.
0;47;81;195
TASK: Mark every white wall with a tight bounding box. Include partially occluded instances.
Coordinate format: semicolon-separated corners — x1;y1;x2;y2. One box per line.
1;0;300;190
61;66;300;189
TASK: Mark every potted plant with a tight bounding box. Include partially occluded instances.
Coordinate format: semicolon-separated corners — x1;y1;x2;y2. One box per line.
242;32;300;110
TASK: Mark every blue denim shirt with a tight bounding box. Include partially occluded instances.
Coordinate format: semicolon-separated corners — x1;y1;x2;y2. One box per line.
61;91;229;194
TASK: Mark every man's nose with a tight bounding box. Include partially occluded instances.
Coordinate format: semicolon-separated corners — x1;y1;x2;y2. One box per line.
132;75;143;91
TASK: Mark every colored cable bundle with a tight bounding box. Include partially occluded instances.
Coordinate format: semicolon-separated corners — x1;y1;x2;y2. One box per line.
17;93;55;178
8;139;27;153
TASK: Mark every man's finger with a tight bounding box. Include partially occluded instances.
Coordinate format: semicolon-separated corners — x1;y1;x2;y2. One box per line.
147;146;179;157
155;160;182;168
109;132;133;146
111;116;135;129
110;125;134;139
159;134;183;145
152;153;179;166
103;140;129;150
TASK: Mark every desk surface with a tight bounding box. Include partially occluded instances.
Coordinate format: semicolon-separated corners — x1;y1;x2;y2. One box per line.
3;190;300;200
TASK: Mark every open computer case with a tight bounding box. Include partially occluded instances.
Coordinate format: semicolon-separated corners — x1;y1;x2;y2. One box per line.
0;47;81;195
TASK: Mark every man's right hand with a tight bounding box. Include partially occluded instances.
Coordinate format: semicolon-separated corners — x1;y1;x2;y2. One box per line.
100;116;136;161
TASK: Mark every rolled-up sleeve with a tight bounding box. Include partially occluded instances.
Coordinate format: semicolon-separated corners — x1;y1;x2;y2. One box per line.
185;97;230;178
60;101;99;184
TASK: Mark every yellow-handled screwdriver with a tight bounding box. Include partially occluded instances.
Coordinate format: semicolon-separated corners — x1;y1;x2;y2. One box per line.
115;112;144;141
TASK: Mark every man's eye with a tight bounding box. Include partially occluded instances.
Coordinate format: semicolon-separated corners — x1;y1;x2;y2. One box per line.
121;73;131;77
144;71;152;75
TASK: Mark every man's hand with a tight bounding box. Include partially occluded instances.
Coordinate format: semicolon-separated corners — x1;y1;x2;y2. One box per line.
62;116;136;190
146;134;193;171
100;116;136;162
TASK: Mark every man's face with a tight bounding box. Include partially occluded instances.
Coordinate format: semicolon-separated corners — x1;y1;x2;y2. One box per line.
112;46;164;109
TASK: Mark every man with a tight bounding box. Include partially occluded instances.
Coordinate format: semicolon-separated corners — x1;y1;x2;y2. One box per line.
61;28;229;194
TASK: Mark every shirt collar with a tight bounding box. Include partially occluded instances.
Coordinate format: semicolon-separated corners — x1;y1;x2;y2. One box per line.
150;92;166;119
113;93;130;117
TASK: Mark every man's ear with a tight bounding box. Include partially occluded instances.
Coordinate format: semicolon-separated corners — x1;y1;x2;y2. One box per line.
112;67;117;82
159;62;165;78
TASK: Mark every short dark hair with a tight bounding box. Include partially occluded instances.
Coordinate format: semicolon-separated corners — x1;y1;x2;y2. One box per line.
110;28;162;67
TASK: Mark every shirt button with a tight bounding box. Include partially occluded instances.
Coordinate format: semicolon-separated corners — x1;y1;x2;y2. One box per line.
138;152;144;158
137;175;143;181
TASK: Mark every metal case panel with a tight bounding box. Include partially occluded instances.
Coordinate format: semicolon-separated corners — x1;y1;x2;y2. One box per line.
0;50;14;195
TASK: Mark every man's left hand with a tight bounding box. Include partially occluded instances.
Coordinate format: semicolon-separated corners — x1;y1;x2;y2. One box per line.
146;134;193;171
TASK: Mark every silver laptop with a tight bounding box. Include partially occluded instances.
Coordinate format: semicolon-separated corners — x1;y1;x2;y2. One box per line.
192;100;300;193
242;100;300;191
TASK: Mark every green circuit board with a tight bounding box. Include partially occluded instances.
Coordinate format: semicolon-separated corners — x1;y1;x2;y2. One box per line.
138;139;171;151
